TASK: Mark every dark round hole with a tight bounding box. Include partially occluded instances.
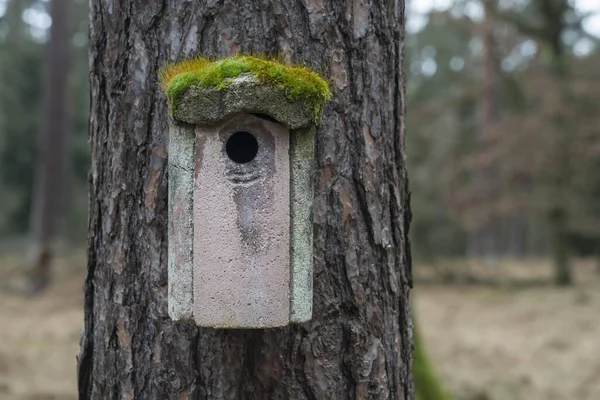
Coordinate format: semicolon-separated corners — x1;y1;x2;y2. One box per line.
226;131;259;164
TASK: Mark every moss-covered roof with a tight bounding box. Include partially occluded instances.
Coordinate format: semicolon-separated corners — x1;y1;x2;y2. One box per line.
159;55;331;128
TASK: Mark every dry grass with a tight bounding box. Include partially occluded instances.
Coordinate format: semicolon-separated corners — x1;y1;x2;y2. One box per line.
415;258;600;400
0;249;85;400
414;257;600;286
0;252;598;400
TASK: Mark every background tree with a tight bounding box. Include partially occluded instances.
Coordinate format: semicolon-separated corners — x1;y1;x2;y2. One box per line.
77;1;413;399
406;0;600;284
25;0;71;292
406;8;477;262
0;0;88;292
0;0;89;249
0;0;43;234
476;0;599;284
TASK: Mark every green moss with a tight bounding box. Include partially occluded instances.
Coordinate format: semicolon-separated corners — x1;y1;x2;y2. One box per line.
414;322;452;400
159;55;331;123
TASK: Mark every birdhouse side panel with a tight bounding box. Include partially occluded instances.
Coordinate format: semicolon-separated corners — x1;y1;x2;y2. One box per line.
290;127;315;323
167;122;195;322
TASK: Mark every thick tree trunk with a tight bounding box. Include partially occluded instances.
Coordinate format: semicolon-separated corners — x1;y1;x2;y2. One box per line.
26;0;71;293
78;1;413;399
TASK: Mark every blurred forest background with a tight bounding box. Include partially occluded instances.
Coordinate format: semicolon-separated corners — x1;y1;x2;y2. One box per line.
0;0;599;399
407;0;600;285
0;0;88;244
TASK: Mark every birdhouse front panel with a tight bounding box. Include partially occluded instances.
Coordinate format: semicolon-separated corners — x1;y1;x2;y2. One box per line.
193;114;291;328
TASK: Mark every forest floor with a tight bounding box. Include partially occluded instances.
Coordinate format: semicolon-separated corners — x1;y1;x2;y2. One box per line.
0;251;599;400
0;249;84;400
415;258;600;400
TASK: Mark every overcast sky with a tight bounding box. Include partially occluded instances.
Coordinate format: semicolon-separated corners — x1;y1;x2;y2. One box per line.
408;0;600;38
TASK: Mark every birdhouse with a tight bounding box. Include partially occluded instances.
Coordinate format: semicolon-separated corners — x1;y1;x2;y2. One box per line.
161;56;330;328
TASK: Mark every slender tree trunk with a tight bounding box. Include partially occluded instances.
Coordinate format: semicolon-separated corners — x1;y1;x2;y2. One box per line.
470;0;500;261
26;0;71;293
78;1;413;399
506;214;527;257
3;0;27;40
544;0;572;286
550;208;570;285
481;1;499;140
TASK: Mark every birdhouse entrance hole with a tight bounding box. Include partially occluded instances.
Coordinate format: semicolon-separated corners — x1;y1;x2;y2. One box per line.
226;131;258;164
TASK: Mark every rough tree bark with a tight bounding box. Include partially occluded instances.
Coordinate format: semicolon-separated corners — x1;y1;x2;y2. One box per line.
26;0;71;292
78;1;413;399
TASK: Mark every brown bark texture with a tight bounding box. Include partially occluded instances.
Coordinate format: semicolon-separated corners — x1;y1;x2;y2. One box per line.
78;1;412;399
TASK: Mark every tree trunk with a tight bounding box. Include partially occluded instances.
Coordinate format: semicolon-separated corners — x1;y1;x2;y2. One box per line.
78;1;413;399
550;208;570;285
544;0;572;286
26;0;71;293
468;0;501;262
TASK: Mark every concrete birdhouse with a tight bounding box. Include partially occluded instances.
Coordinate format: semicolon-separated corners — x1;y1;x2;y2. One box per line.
160;56;330;328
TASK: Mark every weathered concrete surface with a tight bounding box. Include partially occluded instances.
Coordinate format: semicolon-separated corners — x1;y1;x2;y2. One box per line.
289;127;315;322
193;114;290;328
167;121;195;322
173;74;314;130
